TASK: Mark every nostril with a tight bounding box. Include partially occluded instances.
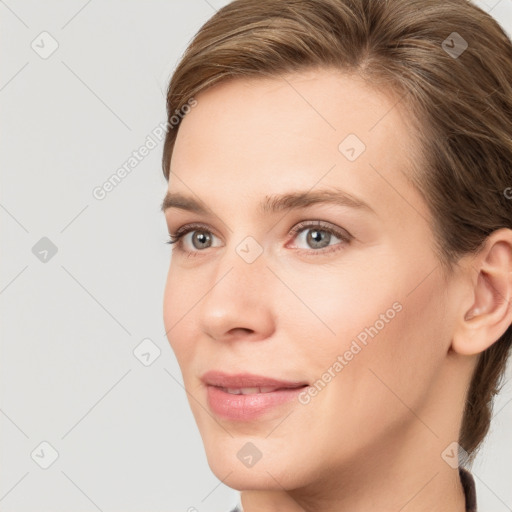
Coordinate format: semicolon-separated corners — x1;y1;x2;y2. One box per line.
229;327;253;335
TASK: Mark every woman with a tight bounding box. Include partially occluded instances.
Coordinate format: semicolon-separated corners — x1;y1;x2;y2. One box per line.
160;0;512;510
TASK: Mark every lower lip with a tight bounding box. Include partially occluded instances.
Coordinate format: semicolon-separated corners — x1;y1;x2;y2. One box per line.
206;385;307;421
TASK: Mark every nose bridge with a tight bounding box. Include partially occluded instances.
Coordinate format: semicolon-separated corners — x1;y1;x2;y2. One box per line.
198;233;272;337
212;234;268;299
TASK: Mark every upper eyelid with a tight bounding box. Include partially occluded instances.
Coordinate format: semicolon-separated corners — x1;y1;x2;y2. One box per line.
170;220;345;233
290;220;351;237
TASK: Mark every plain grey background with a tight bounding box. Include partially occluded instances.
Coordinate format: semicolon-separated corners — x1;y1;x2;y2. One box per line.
1;1;511;511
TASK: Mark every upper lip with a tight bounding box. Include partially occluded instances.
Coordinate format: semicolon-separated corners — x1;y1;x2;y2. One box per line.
201;370;308;389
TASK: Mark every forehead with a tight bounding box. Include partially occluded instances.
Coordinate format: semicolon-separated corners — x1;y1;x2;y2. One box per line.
168;68;428;223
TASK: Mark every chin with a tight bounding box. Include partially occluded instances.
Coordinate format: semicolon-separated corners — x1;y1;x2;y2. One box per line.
202;437;307;491
207;456;293;491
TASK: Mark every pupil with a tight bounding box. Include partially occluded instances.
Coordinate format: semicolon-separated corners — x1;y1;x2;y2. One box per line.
308;229;330;248
193;231;210;249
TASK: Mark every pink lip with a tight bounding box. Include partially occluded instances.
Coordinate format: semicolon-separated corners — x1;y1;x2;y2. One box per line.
201;371;309;421
201;370;308;389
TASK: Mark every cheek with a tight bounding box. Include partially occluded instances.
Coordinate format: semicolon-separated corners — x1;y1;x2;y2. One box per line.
339;271;446;432
163;264;197;364
276;259;404;365
284;257;448;417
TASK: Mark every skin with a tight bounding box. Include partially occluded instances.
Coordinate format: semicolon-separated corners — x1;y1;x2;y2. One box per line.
162;68;512;512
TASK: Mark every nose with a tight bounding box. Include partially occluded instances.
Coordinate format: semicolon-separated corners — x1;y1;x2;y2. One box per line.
197;240;276;343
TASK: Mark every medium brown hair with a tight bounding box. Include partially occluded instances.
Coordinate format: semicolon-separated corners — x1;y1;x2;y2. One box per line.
161;0;512;462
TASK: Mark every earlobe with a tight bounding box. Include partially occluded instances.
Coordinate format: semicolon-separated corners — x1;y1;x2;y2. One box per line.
452;229;512;356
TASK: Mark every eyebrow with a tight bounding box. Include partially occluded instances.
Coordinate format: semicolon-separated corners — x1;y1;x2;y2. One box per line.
161;187;376;216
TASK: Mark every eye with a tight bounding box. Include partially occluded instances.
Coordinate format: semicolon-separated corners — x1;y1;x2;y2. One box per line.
287;221;352;255
165;222;220;256
165;220;352;257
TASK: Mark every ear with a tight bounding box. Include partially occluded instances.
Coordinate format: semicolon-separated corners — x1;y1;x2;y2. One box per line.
452;228;512;356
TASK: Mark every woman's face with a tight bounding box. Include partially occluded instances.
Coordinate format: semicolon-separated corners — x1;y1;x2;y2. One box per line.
162;68;464;491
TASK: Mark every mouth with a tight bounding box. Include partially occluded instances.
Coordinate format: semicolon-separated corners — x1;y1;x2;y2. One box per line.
200;370;309;389
201;371;309;421
215;385;308;395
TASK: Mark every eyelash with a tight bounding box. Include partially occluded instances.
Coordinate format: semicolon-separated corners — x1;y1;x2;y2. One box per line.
165;221;352;258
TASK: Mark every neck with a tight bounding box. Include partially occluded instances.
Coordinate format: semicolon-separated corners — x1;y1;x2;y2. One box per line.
240;442;468;512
